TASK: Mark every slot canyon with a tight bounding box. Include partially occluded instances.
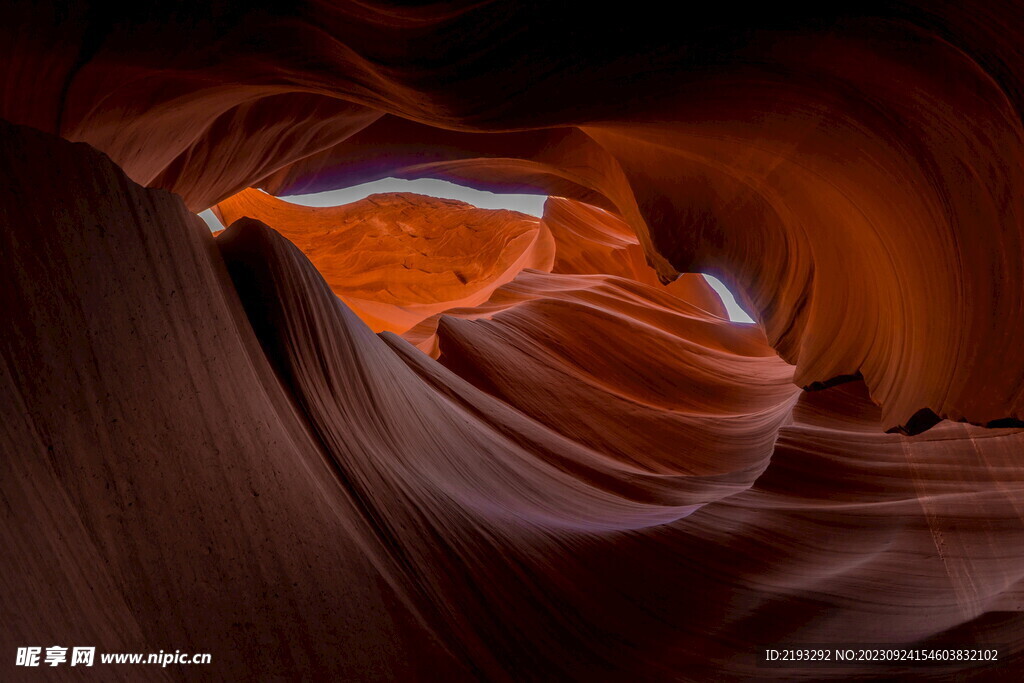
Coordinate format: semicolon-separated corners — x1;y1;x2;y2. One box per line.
2;2;1024;679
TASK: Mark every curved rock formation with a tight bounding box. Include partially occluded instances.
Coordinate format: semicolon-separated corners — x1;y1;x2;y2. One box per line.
7;3;1024;429
3;2;1024;679
542;196;730;316
432;272;796;478
215;188;553;333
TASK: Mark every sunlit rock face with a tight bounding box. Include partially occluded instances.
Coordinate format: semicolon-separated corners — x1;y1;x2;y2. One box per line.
215;188;553;333
3;2;1024;680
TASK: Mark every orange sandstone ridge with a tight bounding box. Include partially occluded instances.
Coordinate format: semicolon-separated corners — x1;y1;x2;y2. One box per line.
215;188;554;333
